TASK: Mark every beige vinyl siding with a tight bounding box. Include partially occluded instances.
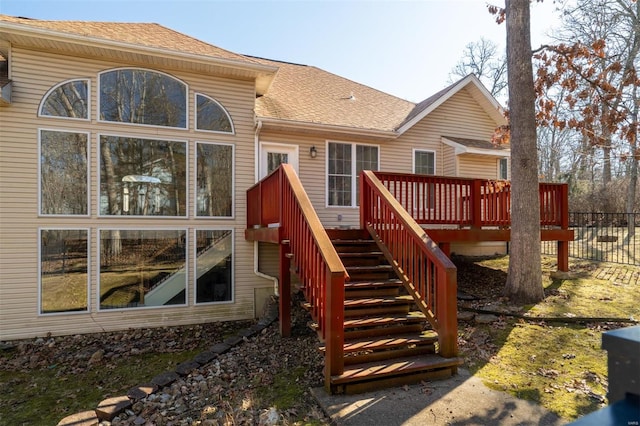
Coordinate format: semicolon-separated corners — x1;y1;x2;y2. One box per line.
0;46;271;340
257;87;502;230
457;155;503;180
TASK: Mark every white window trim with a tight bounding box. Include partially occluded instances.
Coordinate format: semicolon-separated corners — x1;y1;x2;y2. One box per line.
38;78;91;121
193;228;235;306
325;140;380;208
38;227;91;316
38;128;91;217
412;148;437;211
97;132;190;218
412;148;437;175
194;93;235;135
97;227;189;312
498;157;509;180
194;141;235;219
97;67;189;131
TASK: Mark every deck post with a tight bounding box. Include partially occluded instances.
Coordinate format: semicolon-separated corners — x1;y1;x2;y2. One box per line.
471;179;483;228
557;240;569;272
278;242;291;337
324;268;345;391
437;268;458;358
557;184;570;272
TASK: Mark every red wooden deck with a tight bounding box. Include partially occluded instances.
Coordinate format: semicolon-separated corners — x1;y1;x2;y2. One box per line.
246;166;573;393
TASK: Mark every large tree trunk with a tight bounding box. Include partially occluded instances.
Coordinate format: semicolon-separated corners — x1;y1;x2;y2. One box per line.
504;0;544;303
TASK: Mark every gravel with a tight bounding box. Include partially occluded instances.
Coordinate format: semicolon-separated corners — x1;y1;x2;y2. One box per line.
1;293;330;425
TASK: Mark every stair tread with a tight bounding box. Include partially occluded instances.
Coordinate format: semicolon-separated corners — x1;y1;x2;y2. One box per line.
331;354;462;384
344;279;402;288
339;252;383;257
334;331;438;353
344;296;413;307
346;265;392;271
343;312;427;328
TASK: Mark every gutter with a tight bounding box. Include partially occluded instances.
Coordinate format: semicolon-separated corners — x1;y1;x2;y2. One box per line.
252;119;279;295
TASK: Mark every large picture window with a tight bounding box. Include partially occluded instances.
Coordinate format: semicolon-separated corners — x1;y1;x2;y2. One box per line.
40;229;89;314
196;143;233;217
99;69;187;128
40;130;89;215
99;229;187;310
99;136;187;217
327;142;378;207
195;229;233;303
39;79;89;119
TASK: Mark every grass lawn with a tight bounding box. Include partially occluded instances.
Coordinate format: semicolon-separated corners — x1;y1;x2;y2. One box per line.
457;256;640;420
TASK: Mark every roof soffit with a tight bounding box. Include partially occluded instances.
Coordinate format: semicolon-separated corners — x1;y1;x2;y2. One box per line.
442;136;510;157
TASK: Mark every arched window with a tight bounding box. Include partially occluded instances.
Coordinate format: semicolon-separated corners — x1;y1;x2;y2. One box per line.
39;79;89;119
196;94;233;133
99;68;187;128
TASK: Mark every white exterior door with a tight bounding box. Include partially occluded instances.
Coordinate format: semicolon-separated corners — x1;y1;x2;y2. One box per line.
259;142;299;179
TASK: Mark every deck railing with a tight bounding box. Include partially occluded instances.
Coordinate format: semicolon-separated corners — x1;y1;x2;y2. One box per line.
372;172;569;228
246;164;348;387
360;171;458;357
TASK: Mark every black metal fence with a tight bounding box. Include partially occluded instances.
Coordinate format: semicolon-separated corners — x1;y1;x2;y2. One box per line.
541;212;640;266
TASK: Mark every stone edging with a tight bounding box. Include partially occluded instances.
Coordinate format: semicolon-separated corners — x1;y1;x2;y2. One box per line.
57;298;280;425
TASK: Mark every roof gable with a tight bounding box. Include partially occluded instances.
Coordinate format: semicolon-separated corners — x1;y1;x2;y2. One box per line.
396;74;507;134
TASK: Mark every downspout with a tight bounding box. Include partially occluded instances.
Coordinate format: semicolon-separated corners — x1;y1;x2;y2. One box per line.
252;119;279;295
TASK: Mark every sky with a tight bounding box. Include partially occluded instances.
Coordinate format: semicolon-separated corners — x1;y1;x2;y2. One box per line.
0;0;568;103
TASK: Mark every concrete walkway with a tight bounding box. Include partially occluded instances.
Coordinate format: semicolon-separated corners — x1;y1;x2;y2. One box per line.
311;369;566;426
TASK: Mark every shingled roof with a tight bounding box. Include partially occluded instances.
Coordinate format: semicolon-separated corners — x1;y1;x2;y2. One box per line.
251;57;415;132
0;15;255;64
0;15;506;136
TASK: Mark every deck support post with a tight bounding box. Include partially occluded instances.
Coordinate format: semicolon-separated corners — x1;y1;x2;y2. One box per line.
557;240;569;272
278;243;291;337
324;268;345;392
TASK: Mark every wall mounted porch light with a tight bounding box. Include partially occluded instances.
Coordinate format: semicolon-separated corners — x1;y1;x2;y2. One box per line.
310;146;317;158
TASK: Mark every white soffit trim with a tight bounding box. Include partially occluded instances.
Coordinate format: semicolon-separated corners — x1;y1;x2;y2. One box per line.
442;137;510;157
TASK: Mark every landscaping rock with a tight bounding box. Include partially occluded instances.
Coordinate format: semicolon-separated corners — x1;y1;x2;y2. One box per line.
150;371;179;388
223;335;244;346
475;313;499;324
127;383;157;400
210;342;231;354
95;396;131;421
175;360;200;376
193;350;217;365
57;410;99;426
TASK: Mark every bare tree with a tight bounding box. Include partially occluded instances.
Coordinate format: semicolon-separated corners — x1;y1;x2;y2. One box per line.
450;37;508;99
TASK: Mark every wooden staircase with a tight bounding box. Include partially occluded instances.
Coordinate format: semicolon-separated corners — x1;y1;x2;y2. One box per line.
307;229;462;394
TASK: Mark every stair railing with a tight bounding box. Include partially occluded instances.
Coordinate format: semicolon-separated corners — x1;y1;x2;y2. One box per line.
360;170;458;357
247;164;348;387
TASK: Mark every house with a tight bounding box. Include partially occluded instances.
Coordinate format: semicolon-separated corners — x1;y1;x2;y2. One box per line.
1;14;579;393
0;14;516;343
